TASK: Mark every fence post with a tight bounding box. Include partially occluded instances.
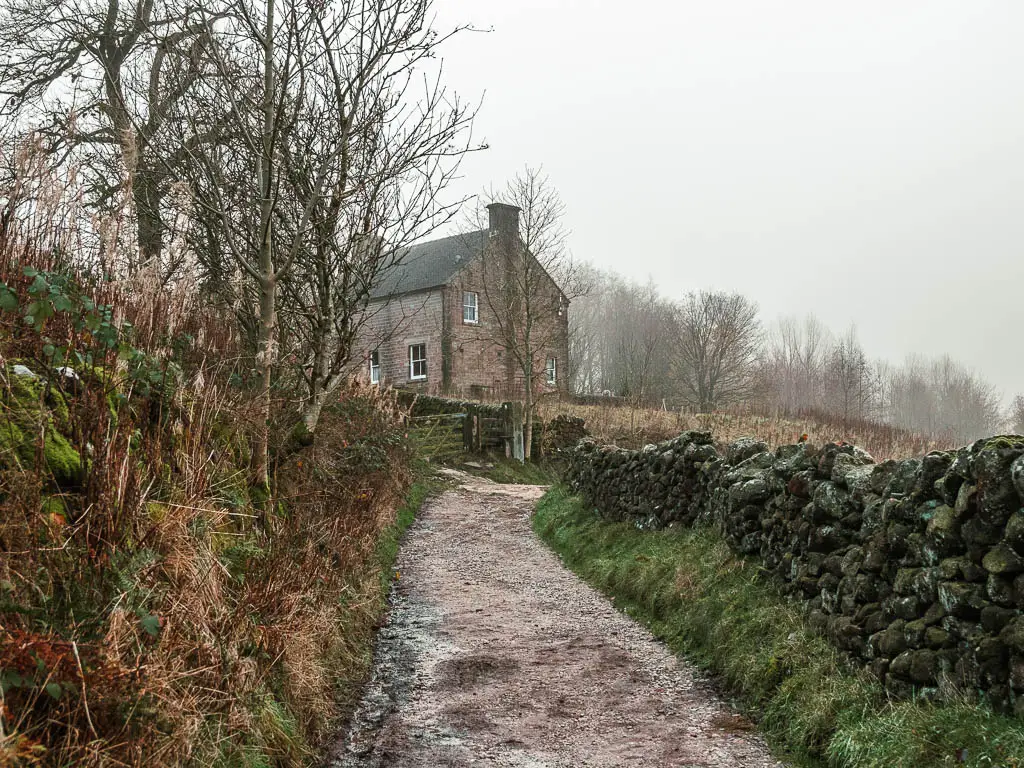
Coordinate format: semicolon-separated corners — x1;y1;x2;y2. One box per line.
502;401;524;462
463;405;478;453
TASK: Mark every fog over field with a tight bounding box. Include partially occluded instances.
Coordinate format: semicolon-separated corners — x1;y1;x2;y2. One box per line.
434;0;1024;402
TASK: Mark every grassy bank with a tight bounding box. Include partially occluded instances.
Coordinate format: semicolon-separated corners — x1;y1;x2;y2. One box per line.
378;462;439;565
533;486;1024;768
0;252;442;765
1;362;424;766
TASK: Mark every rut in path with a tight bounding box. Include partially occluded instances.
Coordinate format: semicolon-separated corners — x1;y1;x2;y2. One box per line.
329;471;785;768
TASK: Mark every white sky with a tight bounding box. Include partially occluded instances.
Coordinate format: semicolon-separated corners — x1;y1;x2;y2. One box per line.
430;0;1024;401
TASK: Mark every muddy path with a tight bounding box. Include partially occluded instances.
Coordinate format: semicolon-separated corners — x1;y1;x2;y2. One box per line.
328;471;785;768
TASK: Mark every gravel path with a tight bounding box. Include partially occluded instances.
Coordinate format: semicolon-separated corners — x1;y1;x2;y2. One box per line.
328;471;785;768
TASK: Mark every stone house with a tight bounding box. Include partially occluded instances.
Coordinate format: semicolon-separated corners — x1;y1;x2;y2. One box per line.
360;203;569;399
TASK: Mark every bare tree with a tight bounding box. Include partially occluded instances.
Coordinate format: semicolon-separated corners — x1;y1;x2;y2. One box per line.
174;0;478;476
171;0;335;487
672;290;761;412
1009;394;1024;435
822;326;875;422
606;280;674;406
474;168;579;460
878;353;1002;443
274;1;479;433
568;268;676;405
0;0;228;276
927;355;1002;443
566;263;605;394
762;313;831;414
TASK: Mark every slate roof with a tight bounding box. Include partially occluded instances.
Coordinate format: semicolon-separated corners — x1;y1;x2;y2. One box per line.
370;229;488;300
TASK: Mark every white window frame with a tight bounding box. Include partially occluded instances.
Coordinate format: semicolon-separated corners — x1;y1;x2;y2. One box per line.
409;343;427;380
546;357;557;386
462;291;479;324
369;349;380;385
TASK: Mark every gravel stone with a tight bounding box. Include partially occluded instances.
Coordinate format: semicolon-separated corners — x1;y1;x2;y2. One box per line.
330;471;784;767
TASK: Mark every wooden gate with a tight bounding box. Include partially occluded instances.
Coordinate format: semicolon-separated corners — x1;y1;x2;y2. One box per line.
408;401;525;462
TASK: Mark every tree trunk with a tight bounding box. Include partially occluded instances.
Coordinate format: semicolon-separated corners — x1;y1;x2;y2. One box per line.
300;370;346;434
302;391;326;434
253;0;277;491
298;314;347;434
254;270;275;488
523;367;533;461
133;163;164;273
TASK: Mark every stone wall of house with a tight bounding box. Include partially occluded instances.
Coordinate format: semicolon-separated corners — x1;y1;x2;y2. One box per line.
359;257;569;399
361;289;445;391
566;433;1024;715
445;252;570;400
445;255;511;395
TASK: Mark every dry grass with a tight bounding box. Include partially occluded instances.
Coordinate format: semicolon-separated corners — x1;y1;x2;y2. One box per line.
0;218;415;766
538;400;954;461
1;371;413;767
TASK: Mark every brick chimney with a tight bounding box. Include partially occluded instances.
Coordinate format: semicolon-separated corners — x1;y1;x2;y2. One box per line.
486;202;520;244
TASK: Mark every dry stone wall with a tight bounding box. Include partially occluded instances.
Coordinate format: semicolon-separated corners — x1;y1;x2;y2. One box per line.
566;432;1024;715
398;391;505;419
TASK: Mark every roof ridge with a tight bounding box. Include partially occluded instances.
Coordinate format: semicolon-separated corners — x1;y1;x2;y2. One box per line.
369;228;489;300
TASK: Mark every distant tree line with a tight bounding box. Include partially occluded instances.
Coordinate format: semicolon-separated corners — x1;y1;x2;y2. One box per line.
570;267;1012;445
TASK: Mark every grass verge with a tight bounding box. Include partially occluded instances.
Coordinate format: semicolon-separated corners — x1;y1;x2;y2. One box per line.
456;455;558;485
533;486;1024;768
373;460;439;586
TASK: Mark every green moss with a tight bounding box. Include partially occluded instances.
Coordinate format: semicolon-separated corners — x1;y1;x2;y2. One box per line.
2;367;82;487
533;486;1024;768
40;496;66;517
0;407;81;486
977;435;1024;451
982;544;1024;575
8;368;42;401
146;501;168;523
248;482;270;510
1000;618;1024;653
289;420;314;448
211;421;251;467
926;504;957;532
0;420;29;467
42;428;82;487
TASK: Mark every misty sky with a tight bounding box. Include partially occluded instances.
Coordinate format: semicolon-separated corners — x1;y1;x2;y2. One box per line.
430;0;1023;402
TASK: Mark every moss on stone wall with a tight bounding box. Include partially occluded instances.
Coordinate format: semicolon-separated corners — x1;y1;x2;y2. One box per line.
566;432;1024;716
2;367;83;487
